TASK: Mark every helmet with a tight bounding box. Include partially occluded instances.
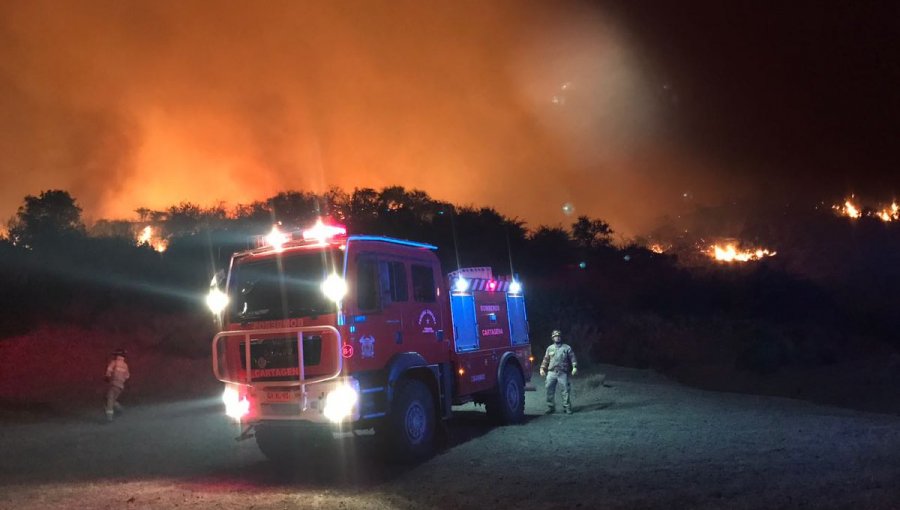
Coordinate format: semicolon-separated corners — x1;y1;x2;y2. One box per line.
112;348;127;358
551;330;561;339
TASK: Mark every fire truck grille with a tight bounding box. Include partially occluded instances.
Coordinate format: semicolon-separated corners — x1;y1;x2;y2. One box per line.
260;403;302;416
239;335;322;381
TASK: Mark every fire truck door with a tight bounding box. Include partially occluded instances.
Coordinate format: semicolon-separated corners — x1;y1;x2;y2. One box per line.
376;259;406;347
407;263;443;357
350;255;401;366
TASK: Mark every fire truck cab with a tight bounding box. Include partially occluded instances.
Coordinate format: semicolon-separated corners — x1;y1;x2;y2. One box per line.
208;220;532;461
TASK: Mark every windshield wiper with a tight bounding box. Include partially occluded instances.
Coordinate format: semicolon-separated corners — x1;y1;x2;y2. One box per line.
237;308;270;320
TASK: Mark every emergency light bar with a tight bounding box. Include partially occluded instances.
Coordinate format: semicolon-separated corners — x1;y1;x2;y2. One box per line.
265;226;290;252
251;219;348;250
450;276;522;294
303;219;347;243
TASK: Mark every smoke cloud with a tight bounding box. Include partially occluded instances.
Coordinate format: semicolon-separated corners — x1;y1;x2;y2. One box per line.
1;0;723;235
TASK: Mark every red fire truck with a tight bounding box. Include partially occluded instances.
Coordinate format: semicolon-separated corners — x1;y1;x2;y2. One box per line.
207;219;533;461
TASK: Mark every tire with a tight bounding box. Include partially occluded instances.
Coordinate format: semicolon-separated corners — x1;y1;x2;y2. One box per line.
384;379;435;462
255;424;331;464
486;365;525;425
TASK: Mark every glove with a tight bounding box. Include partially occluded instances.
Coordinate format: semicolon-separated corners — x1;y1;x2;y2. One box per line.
540;368;546;377
571;367;578;376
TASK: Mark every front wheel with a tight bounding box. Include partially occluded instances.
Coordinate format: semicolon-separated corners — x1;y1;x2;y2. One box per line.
383;379;435;462
486;365;525;425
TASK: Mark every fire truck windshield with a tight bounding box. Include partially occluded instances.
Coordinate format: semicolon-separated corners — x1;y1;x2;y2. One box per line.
227;249;343;322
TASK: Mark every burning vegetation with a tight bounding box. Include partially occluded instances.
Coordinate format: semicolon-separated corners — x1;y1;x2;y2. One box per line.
708;243;776;263
136;226;168;253
832;198;862;219
833;196;899;222
876;203;900;222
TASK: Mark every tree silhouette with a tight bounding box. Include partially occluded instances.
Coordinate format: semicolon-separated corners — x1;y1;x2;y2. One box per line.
267;191;321;227
6;190;85;249
571;215;613;250
524;225;575;273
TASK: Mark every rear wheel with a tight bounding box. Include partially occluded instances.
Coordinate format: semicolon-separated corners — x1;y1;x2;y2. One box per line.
486;365;525;424
383;379;435;462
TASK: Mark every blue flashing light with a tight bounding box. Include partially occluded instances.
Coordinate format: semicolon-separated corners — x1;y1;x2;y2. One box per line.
349;325;356;333
337;312;346;326
347;235;438;250
353;315;367;323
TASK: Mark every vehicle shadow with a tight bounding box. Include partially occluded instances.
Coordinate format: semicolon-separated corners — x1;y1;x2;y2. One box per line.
438;409;537;450
190;408;526;490
0;398;531;490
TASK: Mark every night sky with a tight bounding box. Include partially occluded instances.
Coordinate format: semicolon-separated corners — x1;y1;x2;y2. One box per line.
1;0;897;235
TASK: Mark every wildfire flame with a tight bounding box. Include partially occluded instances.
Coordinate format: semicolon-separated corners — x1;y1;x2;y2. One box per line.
832;196;899;222
876;202;899;222
136;226;168;253
648;243;668;254
709;243;776;263
833;198;862;219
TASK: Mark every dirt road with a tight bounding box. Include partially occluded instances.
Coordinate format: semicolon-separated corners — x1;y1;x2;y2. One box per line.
1;366;898;509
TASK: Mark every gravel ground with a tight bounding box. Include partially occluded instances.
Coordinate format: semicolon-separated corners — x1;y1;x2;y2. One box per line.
1;365;899;509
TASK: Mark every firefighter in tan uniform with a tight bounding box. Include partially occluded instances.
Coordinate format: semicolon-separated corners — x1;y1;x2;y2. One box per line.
105;349;130;422
540;330;578;414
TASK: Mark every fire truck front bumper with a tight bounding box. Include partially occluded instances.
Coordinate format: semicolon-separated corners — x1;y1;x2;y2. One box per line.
235;377;361;426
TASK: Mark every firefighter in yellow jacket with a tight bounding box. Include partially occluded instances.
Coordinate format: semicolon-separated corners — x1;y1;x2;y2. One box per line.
105;349;130;422
540;330;578;414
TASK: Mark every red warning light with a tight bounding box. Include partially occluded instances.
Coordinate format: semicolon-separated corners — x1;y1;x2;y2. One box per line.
487;280;498;291
341;343;354;358
303;218;347;243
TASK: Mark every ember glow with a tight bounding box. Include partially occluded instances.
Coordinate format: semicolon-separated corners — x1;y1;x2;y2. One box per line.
648;243;668;254
136;226;168;253
708;243;776;263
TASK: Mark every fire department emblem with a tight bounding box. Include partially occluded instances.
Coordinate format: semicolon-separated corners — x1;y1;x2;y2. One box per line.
257;356;268;369
418;309;437;334
359;335;375;359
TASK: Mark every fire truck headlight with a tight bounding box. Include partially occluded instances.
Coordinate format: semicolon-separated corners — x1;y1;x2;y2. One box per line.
508;280;522;295
321;273;348;302
206;288;229;314
453;277;469;293
323;383;358;423
222;386;250;420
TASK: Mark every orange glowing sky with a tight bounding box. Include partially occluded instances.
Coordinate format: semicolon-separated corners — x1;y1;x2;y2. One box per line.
0;0;729;235
5;1;894;236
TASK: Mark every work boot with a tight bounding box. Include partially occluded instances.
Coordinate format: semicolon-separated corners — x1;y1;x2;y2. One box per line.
545;408;555;415
105;412;114;422
564;408;573;415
